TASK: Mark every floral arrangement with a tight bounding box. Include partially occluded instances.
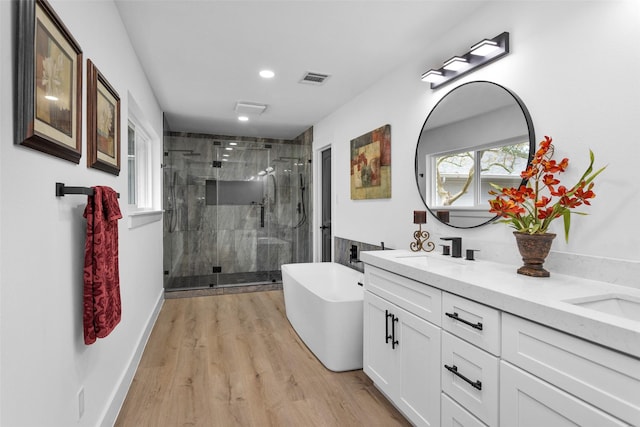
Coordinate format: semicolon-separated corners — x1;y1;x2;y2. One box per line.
488;136;606;241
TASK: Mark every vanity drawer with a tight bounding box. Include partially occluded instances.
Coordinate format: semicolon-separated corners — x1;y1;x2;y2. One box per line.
442;292;501;355
502;313;640;426
365;266;442;325
442;393;488;427
441;331;499;426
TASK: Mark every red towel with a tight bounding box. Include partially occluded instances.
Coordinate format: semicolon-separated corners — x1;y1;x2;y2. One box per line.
83;186;122;345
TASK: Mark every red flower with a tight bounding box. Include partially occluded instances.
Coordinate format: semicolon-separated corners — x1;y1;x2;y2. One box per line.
537;207;557;220
520;166;537;180
489;198;525;217
543;174;559;187
550;185;567;197
535;196;551;208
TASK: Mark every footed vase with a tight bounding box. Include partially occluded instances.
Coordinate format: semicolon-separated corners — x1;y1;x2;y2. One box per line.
513;232;556;277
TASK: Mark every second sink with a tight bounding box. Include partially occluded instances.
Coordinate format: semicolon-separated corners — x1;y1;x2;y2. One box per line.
564;294;640;322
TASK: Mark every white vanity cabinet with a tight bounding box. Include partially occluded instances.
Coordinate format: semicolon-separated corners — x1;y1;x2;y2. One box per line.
362;252;640;427
363;266;442;427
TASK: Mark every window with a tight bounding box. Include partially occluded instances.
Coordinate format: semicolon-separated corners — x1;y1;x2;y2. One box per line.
127;119;153;209
430;141;529;209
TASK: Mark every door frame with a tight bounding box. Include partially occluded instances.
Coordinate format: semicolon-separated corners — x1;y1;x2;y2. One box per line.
314;142;332;262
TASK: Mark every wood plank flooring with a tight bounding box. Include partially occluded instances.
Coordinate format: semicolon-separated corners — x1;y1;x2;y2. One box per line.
115;290;410;426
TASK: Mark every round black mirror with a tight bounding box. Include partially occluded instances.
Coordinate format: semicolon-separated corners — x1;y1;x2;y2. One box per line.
415;81;535;228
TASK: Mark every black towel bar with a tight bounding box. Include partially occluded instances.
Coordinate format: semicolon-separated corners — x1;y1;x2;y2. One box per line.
55;182;120;198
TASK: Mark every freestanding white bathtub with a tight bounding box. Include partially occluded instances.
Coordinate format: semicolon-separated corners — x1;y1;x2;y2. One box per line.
281;262;364;372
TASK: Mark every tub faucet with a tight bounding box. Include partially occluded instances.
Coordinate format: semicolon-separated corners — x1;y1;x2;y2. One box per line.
440;237;462;258
349;245;359;263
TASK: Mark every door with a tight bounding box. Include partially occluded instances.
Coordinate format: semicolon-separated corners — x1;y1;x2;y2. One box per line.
398;307;441;427
320;148;331;261
363;291;397;397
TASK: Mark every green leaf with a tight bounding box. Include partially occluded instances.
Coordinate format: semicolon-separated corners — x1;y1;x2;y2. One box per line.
563;210;571;242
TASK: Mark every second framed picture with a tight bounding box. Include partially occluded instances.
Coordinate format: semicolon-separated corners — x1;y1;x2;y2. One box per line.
87;59;120;175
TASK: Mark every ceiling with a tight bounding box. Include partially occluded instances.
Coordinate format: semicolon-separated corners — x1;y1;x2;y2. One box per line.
115;0;489;140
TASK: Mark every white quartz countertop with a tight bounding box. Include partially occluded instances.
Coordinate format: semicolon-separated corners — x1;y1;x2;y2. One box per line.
360;249;640;359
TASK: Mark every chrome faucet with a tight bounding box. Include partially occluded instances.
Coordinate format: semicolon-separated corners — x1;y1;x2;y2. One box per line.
440;237;462;258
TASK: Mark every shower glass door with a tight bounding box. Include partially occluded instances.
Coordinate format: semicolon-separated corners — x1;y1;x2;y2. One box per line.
211;141;275;286
163;133;311;291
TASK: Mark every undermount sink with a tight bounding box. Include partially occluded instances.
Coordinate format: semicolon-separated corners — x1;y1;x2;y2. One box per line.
565;294;640;322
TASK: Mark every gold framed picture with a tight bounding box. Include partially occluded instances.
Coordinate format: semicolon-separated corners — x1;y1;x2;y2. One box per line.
16;0;83;163
87;59;121;175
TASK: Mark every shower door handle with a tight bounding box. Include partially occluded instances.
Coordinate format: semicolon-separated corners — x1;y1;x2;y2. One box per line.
260;204;265;228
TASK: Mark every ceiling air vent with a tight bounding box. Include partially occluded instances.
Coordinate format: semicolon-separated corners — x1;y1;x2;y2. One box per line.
299;71;330;85
234;102;267;116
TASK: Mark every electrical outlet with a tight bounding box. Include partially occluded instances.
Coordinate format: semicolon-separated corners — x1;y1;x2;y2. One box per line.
78;387;85;420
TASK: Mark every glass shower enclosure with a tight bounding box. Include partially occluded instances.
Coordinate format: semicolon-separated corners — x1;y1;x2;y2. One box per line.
163;132;312;291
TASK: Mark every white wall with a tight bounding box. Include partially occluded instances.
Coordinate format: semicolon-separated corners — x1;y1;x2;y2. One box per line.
0;1;164;426
314;0;640;286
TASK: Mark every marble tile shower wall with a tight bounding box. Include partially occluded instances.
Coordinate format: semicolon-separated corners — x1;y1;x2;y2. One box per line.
163;131;312;280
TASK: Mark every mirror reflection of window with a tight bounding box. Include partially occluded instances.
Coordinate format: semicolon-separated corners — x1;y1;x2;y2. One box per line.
430;141;529;208
434;151;475;207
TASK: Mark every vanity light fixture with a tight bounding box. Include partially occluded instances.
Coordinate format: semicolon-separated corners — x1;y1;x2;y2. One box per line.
421;69;444;83
421;32;509;90
442;56;468;71
470;39;500;56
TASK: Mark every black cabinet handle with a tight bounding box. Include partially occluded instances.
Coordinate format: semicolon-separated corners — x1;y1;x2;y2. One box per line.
445;312;483;330
444;364;482;390
391;315;399;349
385;310;393;343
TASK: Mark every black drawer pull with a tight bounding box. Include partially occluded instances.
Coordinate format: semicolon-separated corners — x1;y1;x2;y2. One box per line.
385;310;393;343
391;315;399;349
444;364;482;390
445;312;483;330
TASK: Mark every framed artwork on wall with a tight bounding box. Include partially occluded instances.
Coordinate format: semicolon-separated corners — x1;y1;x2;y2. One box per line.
87;59;121;175
15;0;83;163
350;124;392;200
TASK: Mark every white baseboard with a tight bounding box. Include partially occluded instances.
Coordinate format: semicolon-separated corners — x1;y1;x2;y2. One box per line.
100;289;164;426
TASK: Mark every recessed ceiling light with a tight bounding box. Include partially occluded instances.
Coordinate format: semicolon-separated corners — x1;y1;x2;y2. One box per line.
259;69;275;79
222;154;230;157
238;116;249;122
229;142;237;146
225;147;233;151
